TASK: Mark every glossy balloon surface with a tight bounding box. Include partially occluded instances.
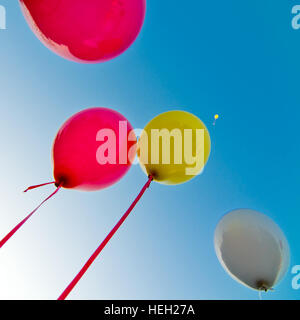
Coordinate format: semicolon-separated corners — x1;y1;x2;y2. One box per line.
52;107;136;191
214;209;290;291
20;0;146;63
138;111;211;185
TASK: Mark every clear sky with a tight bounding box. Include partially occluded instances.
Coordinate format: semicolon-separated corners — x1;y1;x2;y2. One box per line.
0;0;299;300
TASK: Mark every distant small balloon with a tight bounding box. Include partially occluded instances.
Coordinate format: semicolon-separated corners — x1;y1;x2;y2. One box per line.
19;0;146;63
214;209;290;292
213;114;219;126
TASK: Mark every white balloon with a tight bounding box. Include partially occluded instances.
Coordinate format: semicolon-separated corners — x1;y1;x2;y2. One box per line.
214;209;290;291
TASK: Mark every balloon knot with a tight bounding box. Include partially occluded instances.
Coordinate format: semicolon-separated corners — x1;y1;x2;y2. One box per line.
54;176;68;188
257;280;270;292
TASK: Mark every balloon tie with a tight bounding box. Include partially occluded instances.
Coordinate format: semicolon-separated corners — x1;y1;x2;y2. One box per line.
0;185;61;249
57;175;153;300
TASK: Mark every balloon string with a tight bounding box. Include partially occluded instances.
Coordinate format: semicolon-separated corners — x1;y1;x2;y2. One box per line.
57;175;153;300
24;181;56;193
0;186;61;249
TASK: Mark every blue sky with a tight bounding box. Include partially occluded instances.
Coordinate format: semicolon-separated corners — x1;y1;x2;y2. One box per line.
0;0;299;299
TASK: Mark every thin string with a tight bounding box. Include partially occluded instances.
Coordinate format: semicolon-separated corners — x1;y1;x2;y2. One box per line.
0;185;61;249
57;176;153;300
24;181;56;193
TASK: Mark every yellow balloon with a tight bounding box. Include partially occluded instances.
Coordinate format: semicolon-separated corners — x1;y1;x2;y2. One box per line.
138;111;211;185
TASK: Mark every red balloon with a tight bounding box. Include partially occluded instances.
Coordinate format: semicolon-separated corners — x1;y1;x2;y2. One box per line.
0;107;136;249
53;107;136;191
19;0;146;63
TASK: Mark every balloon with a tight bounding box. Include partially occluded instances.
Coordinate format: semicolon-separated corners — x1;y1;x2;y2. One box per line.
0;107;136;249
213;114;219;126
214;209;290;291
19;0;146;63
53;107;136;191
138;110;211;185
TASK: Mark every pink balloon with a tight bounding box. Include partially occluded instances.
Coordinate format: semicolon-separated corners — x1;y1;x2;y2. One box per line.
19;0;146;63
53;107;136;191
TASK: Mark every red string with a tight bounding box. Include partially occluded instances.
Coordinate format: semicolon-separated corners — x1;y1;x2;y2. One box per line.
57;176;153;300
24;181;56;193
0;186;61;249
